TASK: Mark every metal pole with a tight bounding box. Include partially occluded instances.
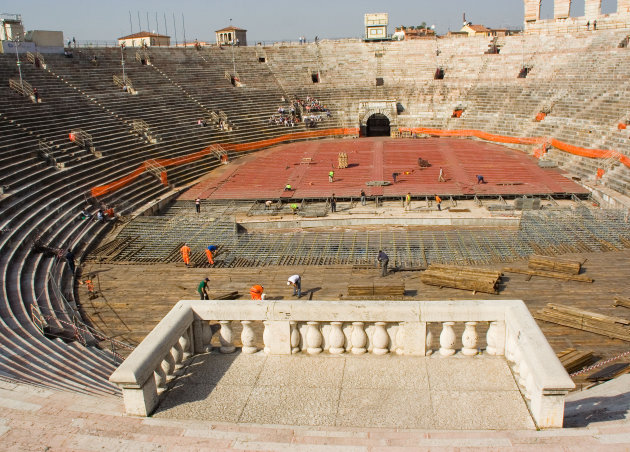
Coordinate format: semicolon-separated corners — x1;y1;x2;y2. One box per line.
137;11;141;31
129;10;133;33
164;12;168;42
230;18;236;75
173;13;178;46
14;38;23;90
182;13;186;46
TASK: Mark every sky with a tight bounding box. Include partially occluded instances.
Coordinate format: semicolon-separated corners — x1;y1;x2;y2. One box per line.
8;0;621;44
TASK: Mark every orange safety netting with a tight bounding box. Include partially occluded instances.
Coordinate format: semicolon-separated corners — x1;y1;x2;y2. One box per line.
399;127;630;169
91;128;359;197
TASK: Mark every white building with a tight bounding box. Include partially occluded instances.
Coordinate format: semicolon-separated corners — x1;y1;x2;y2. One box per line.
364;13;388;40
118;31;170;48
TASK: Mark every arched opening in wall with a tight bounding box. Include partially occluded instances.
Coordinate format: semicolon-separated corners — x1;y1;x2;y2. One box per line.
570;0;586;17
366;113;390;137
602;0;618;14
540;0;554;19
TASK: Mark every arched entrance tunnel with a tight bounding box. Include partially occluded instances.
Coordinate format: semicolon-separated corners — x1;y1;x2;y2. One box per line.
365;113;390;137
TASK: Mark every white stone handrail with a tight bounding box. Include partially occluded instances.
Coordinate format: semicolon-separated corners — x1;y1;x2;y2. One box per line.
110;299;574;427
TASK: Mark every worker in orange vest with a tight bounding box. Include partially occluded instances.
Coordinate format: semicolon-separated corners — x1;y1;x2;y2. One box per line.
205;246;215;265
435;195;442;211
181;243;191;267
250;284;264;300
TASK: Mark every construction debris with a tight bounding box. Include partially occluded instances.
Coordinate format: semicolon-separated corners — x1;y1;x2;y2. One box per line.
420;264;502;294
556;348;594;373
534;303;630;341
528;255;582;275
503;267;593;282
337;152;348;169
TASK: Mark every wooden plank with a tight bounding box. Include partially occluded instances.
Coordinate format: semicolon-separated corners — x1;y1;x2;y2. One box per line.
585;363;630;382
546;303;630;325
528;255;582;275
614;297;630;309
534;311;630;341
503;267;593;283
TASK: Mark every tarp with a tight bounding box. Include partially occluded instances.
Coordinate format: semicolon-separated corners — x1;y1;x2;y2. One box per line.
91;128;359;197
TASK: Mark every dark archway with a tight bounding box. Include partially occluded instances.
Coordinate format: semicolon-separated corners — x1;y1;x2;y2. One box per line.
366;113;390;137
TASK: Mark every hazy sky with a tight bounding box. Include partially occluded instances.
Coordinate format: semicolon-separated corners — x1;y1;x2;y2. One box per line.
8;0;620;44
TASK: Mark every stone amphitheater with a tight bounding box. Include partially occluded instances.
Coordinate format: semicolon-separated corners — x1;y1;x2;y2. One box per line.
2;3;630;450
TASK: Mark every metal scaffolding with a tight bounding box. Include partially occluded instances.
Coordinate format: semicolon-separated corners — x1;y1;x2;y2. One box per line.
87;205;630;269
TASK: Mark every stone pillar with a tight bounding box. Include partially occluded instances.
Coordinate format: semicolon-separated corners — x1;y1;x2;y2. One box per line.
120;379;159;417
263;320;291;354
306;322;323;354
461;322;478;356
372;322;389;355
530;389;571;428
524;0;542;22
554;0;571;19
289;321;300;354
585;0;602;17
486;321;506;355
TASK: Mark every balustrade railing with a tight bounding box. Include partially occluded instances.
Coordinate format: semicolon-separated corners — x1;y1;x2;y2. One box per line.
110;299;574;427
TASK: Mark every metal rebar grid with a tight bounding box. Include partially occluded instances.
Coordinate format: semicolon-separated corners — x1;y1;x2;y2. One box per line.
90;207;630;268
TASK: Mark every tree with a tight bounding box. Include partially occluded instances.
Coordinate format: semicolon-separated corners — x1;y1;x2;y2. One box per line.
418;22;427;29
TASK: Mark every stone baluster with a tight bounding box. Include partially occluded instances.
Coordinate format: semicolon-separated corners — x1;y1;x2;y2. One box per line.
329;321;345;354
426;324;433;356
162;352;175;377
372;322;389;355
486;321;505;355
351;321;367;354
263;320;271;354
172;342;184;367
180;330;192;359
439;322;456;356
395;322;405;355
154;366;167;389
306;321;323;354
241;320;257;354
290;321;300;354
461;322;478;356
219;320;235;354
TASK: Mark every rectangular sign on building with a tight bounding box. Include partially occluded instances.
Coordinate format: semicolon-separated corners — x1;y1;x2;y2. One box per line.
364;13;388;40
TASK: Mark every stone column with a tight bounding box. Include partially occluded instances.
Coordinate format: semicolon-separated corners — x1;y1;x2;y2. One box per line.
329;322;345;354
372;322;389;355
461;322;478;356
524;0;542;22
439;322;456;356
306;321;323;354
351;322;367;354
554;0;571;19
241;320;257;354
585;0;602;17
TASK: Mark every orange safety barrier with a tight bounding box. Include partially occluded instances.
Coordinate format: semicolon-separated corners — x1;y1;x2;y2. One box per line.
596;168;605;179
619;123;627;130
91;128;359;197
160;171;168;186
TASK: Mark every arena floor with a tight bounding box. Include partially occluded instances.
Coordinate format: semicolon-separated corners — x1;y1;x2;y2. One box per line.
181;138;589;201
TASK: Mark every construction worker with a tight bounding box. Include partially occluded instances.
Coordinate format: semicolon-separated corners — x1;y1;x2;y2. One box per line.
205;246;215;265
438;167;446;182
377;250;389;277
328;170;334;183
198;277;210;300
250;284;264;300
287;274;302;298
435;195;442;211
181;243;191;267
405;192;411;211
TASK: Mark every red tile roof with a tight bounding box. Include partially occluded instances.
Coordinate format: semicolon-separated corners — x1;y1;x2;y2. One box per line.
118;31;170;39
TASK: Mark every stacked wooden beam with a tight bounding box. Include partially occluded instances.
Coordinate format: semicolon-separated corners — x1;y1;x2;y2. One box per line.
420;264;502;294
348;284;405;297
614;296;630;309
528;255;582;275
535;303;630;341
503;267;593;282
556;348;594;373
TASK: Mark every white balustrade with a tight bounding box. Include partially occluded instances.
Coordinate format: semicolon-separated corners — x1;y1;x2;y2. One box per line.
351;321;367;354
461;322;478;356
219;320;236;354
372;322;389;355
306;321;323;354
241;320;257;354
439;322;456;356
110;299;574;427
328;321;345;354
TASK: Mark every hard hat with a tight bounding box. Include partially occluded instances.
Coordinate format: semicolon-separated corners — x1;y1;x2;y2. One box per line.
287;281;291;285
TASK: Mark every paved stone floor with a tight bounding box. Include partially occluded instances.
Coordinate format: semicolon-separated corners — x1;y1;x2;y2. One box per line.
153;353;535;430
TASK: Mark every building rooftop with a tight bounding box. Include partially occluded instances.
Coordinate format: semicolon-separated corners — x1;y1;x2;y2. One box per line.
216;26;247;32
118;31;170;39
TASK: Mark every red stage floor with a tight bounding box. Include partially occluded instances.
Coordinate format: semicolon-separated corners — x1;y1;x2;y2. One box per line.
182;138;588;200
